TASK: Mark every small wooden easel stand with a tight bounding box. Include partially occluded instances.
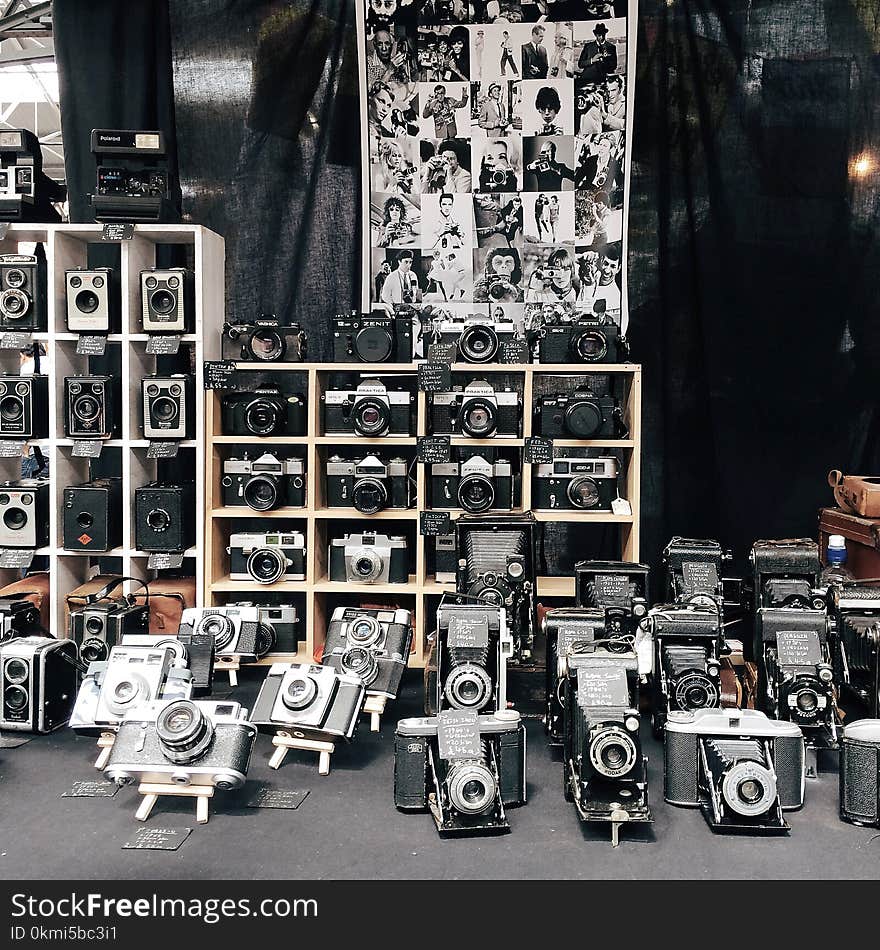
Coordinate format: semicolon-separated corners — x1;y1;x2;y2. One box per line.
94;732;116;770
135;783;214;824
609;808;631;849
269;731;335;775
364;694;387;733
214;656;240;687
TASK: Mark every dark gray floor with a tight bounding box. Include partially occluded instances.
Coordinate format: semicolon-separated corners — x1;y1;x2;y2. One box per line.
1;669;877;880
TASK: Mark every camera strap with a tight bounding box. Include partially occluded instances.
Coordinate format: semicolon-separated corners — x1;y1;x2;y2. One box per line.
84;575;151;609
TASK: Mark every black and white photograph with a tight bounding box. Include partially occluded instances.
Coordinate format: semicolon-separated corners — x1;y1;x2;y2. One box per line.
471;79;522;136
473;191;524;246
473;135;523;192
417;25;471;81
373;246;426;304
421;247;474;300
519;79;576;135
575;242;623;318
522;190;575;244
523;135;576;191
371;136;422;194
418;80;470;138
522;243;581;303
575;188;622;245
421;190;473;250
371;192;422;247
419;137;473;192
472;245;525;302
572;17;626;85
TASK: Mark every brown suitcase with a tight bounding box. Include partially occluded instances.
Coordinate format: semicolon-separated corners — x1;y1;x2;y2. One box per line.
818;507;880;581
132;577;196;634
0;571;51;634
828;470;880;518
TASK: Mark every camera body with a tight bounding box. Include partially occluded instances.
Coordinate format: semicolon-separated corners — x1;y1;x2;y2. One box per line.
536;315;626;364
532;456;619;511
68;598;149;664
228;531;306;584
0;478;50;548
429;381;522;439
430;453;515;513
0;595;42;642
90;129;173;222
0;636;78;733
535;391;621;439
394;710;527;836
664;708;805;833
828;583;880;718
250;662;366;741
134;482;195;552
64;375;119;440
105;699;257;790
222;318;308;363
323;606;413;699
142;374;194;440
0;374;48;439
65;267;115;333
332;311;413;363
0;251;47;331
179;605;275;664
432;314;520;364
0;129;61;222
221;453;306;510
140;268;192;333
839;720;880;827
575;559;651;640
325;454;412;514
663;536;731;609
221;387;307;438
328;531;408;584
322;378;414;437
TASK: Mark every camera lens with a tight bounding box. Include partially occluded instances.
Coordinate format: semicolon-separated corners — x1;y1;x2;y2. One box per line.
4;684;27;710
3;507;27;532
254;622;276;658
673;672;719;712
447;762;496;815
352;477;388;515
199;614;235;651
354;326;393;362
145;276;158;289
566;475;599;509
589;727;637;778
721;761;776;817
157;700;215;764
93;275;105;289
245;398;280;436
796;689;818;712
106;673;148;715
738;779;762;805
353;397;390;437
152;396;179;424
282;675;318;711
460;398;497;438
85;616;104;635
0;396;23;424
5;657;28;684
246;547;287;585
459;324;499;363
444;663;492;710
564;399;603;438
250;329;284;361
73;394;100;423
242;475;279;512
341;646;378;685
457;474;495;514
146;508;170;532
81;639;108;663
69;275;82;289
150;289;176;315
5;268;25;289
75;290;100;314
0;288;29;318
573;329;608;362
348;615;381;648
350;548;382;583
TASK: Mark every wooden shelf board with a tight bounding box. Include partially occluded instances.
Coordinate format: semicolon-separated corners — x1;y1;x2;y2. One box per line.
530;510;634;523
211;506;308;519
313;508;418;520
312;576;419;594
211;576;308;593
211;435;308;445
315;436;417;446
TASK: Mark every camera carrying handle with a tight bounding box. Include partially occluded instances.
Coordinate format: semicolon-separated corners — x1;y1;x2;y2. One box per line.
83;575;150;609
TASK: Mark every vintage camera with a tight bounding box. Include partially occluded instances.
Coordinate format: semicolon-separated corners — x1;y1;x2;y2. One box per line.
527;158;552;175
0;129;62;221
0;374;48;439
536;391;622;439
322;378;414;437
563;651;651;841
431;313;520;364
828;583;880;717
222;317;308;362
664;708;805;834
332;311;413;363
228;531;306;584
117;634;211;695
394;710;527;836
90;128;173;222
250;662;366;741
69;598;149;664
329;532;408;585
434;532;457;583
536;315;626;364
105;699;257;790
142;374;193;440
429;381;522;439
135;482;195;553
839;720;880;827
221;387;306;437
532;456;620;511
663;536;734;613
64;375;119;440
0;637;77;733
180;605;279;664
222;452;306;510
323;606;413;699
140;267;193;333
325;454;412;514
576;560;651;638
0;478;49;548
0;251;47;331
0;596;42;642
430;453;515;513
64;479;124;555
65;267;115;333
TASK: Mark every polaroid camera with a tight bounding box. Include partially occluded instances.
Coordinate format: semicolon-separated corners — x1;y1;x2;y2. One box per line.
89;129;175;222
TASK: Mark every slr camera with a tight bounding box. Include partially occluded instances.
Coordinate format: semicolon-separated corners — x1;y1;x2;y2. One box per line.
221;387;307;438
65;267;115;333
142;374;193;440
0;595;42;642
394;710;527;837
332;311;413;363
323;606;413;699
0;128;62;221
105;699;257;791
69;598;149;664
828;583;880;718
64;375;119;440
0;251;47;331
222;317;308;362
325;454;412;514
322;378;414;438
430;453;516;513
329;531;408;584
0;478;50;548
134;482;195;552
90;129;173;222
250;662;366;741
429;380;522;439
1;636;78;733
664;708;805;834
486;275;519;301
179;605;276;664
0;374;48;439
532;456;620;511
221;452;306;510
839;720;880;827
535;391;622;440
140;268;192;333
536;315;627;364
429;313;520;364
228;531;306;584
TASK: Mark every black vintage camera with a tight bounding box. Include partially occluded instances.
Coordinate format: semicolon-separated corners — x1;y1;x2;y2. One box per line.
142;374;193;440
90;129;173;222
429;313;521;364
105;699;257;790
429;380;522;438
532;456;620;511
394;710;527;837
0;636;78;733
535;391;623;439
221;387;306;437
69;598;149;664
222;317;308;362
179;606;275;664
536;315;627;364
64;375;119;440
430;453;516;513
134;482;195;553
0;250;47;331
332;311;413;363
664;708;805;834
0;478;50;548
0;596;42;642
140;268;193;333
0;129;62;221
663;536;732;610
221;452;306;510
328;532;408;584
63;478;123;552
228;531;306;584
828;583;880;718
322;378;414;437
323;606;413;699
839;720;880;827
325;454;412;513
65;267;115;333
576;560;651;635
0;374;48;439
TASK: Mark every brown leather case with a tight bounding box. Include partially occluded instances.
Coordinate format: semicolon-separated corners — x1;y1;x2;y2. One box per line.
819;507;880;581
828;471;880;518
132;577;196;634
0;572;51;633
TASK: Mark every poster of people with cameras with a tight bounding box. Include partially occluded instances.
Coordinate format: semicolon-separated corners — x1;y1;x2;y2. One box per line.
358;0;636;351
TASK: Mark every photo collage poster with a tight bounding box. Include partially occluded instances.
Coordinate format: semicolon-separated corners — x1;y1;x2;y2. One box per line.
357;0;637;354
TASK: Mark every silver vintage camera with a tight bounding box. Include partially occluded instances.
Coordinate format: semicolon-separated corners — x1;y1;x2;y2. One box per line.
65;267;115;333
142;374;193;440
0;478;50;548
1;636;78;733
430;453;516;513
429;380;522;439
179;606;277;663
228;531;306;584
328;531;408;584
221;452;306;510
431;313;521;364
140;267;192;333
322;378;414;437
325;454;412;513
532;456;620;511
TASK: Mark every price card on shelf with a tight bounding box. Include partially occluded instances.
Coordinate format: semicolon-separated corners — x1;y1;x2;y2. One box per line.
76;334;107;356
524;436;553;464
416;435;451;464
0;548;34;570
72;440;103;459
0;332;32;350
101;222;134;241
577;664;629;709
418;361;452;393
122;827;193;851
420;510;451;537
427;342;456;364
146;334;181;355
148;552;185;571
437;709;481;760
62;780;121;799
147;441;179;459
204;360;238;390
0;440;24;458
500;340;530;364
245;785;310;810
